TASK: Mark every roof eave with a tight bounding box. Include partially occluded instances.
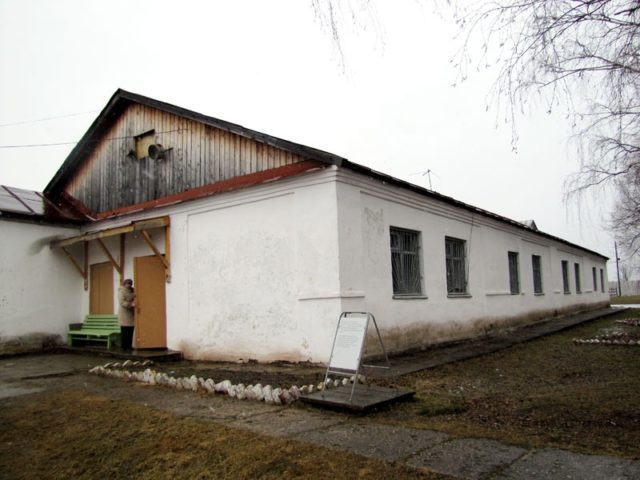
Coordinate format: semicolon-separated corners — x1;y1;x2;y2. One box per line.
44;89;128;196
0;210;86;227
340;160;610;261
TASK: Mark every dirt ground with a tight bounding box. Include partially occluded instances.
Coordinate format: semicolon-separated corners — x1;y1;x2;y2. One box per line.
78;308;640;460
120;310;640;459
2;308;638;479
367;309;640;459
0;389;447;480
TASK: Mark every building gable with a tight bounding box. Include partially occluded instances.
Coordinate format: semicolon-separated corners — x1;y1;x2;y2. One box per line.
45;89;345;216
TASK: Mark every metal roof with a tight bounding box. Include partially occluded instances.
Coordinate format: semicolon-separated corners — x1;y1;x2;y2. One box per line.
0;185;85;224
0;185;45;216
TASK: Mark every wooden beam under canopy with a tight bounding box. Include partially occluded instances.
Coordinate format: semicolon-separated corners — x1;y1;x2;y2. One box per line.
96;238;123;276
51;216;169;248
140;228;172;282
61;242;88;290
51;216;171;284
119;234;125;285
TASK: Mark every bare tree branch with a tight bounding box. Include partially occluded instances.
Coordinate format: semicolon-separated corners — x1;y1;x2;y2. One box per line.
452;0;640;256
312;1;640;258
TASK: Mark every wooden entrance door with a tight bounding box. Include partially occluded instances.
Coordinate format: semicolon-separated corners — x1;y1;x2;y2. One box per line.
133;255;167;348
90;262;114;314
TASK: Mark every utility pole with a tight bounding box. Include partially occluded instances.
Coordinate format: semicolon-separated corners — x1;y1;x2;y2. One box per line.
615;241;622;297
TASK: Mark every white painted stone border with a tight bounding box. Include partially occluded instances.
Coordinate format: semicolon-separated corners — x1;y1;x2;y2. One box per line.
572;337;640;346
615;319;640;327
88;361;366;405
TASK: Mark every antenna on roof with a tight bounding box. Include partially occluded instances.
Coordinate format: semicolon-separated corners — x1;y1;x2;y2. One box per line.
412;168;439;191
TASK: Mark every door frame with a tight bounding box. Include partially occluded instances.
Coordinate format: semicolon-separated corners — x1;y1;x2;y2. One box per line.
89;261;114;315
133;255;167;349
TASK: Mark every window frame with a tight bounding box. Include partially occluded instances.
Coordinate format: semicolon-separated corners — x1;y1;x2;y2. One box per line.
508;251;520;294
445;236;468;296
532;255;543;294
389;227;423;297
561;260;570;294
574;263;581;294
600;268;605;293
134;129;156;160
592;267;597;292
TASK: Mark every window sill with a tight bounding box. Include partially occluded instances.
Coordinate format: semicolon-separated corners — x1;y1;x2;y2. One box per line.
447;293;472;299
393;295;428;300
534;293;545;296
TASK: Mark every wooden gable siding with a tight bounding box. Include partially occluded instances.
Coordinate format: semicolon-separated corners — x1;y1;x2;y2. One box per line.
64;104;304;213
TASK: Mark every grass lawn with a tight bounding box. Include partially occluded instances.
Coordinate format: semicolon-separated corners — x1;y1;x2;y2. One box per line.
371;309;640;459
0;389;448;480
610;295;640;304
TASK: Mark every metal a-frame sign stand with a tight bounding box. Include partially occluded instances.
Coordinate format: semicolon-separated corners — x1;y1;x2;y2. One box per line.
322;311;390;403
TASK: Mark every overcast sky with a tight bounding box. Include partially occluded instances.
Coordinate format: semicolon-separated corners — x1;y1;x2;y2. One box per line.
0;0;617;274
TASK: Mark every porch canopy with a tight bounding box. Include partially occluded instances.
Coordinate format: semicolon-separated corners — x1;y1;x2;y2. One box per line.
50;216;171;289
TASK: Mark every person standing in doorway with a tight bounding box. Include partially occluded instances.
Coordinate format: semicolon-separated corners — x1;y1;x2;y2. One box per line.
118;278;136;350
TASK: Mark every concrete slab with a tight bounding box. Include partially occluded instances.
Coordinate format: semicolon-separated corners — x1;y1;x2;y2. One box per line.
300;384;415;412
297;423;451;462
0;382;44;399
180;398;280;422
495;448;640;480
0;354;99;382
406;438;527;480
229;408;344;436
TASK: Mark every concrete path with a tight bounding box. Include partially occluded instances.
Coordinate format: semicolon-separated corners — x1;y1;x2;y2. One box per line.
1;351;638;480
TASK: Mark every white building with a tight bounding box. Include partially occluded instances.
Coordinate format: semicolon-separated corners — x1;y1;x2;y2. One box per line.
0;90;610;361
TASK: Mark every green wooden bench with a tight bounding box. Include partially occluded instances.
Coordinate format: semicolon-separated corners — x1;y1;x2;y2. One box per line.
68;315;120;349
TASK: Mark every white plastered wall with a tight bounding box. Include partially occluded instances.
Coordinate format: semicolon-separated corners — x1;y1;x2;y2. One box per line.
69;165;609;362
78;167;345;363
334;170;610;354
0;219;83;348
168;170;344;362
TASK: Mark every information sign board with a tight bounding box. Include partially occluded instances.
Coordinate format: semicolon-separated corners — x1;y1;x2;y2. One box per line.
328;314;368;371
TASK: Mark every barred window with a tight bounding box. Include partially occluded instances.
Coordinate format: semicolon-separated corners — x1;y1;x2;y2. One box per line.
592;267;597;292
575;263;581;293
532;255;543;294
390;227;422;295
445;237;467;294
508;251;520;294
561;260;570;294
